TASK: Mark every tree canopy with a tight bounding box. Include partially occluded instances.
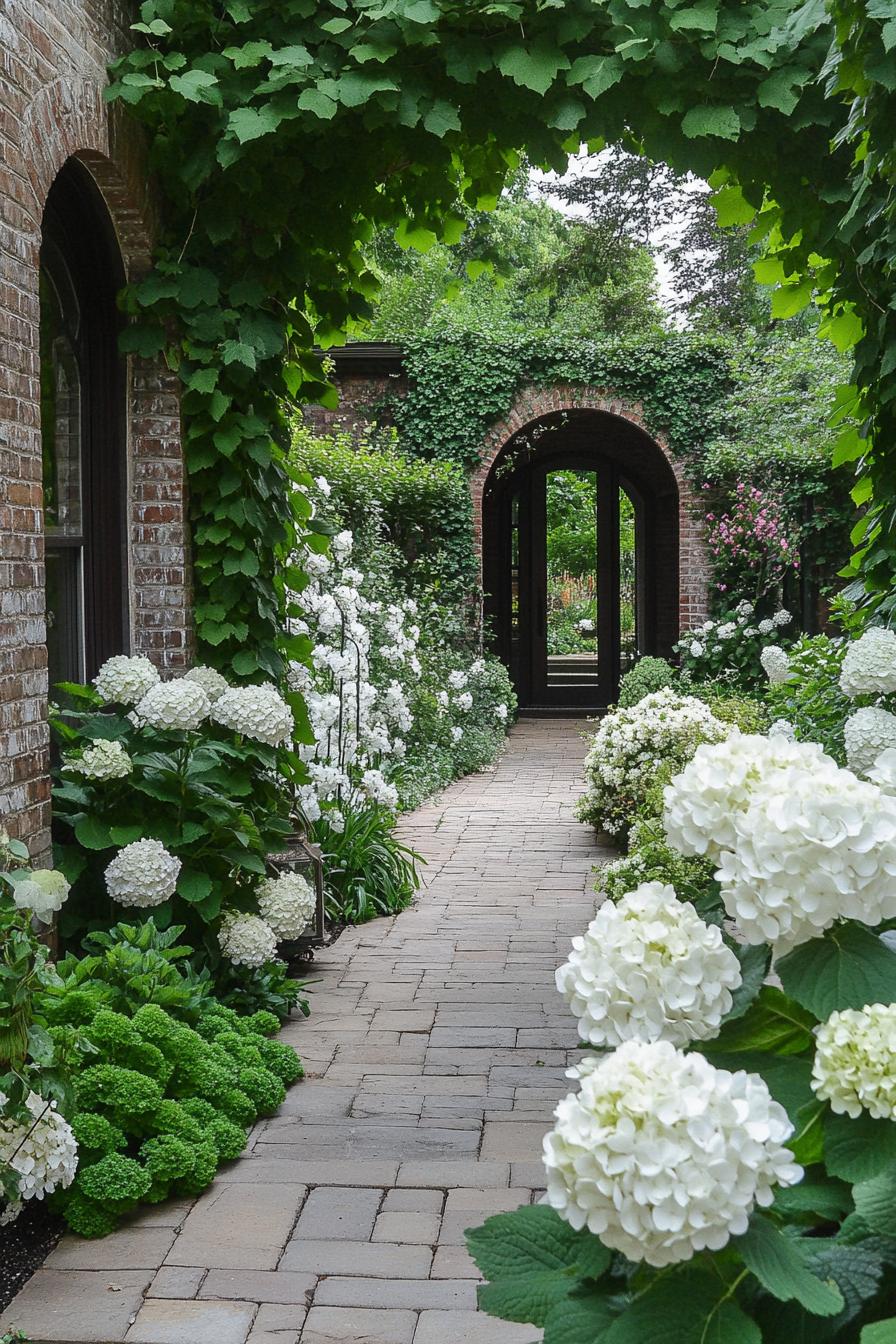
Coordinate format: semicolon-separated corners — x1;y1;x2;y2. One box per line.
109;0;896;676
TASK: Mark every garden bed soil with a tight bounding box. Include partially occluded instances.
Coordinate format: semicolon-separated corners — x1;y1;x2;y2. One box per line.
0;1202;64;1314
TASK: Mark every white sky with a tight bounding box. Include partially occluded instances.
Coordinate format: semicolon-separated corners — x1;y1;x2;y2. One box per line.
531;147;709;312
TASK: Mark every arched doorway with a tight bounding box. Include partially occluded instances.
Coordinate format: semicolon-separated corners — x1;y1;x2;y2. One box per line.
40;158;128;686
481;407;681;710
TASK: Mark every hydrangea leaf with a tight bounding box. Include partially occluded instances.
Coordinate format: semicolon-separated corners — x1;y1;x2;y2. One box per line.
465;1205;611;1288
723;944;771;1023
853;1169;896;1239
74;817;114;851
601;1269;761;1343
862;1322;896;1343
543;1290;618;1342
777;923;896;1018
698;986;816;1055
772;1168;852;1221
823;1109;896;1182
736;1216;845;1316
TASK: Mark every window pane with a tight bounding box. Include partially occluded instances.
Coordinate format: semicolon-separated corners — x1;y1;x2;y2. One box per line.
620;486;638;673
45;549;84;685
40;268;83;537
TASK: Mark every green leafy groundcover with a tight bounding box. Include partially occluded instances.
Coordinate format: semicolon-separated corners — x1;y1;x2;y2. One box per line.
109;0;896;685
464;918;896;1342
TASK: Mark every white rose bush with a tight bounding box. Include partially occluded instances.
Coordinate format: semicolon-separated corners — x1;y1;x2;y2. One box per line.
469;646;896;1341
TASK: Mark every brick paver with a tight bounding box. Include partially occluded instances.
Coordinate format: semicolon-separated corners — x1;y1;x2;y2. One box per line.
1;718;607;1343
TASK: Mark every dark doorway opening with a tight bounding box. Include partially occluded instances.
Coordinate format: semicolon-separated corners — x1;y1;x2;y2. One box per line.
40;158;128;688
482;409;679;711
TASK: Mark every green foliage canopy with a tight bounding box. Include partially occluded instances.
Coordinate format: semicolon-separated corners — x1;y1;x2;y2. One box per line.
108;0;895;675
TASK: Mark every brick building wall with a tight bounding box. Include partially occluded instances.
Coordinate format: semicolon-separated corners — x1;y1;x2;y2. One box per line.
0;0;192;857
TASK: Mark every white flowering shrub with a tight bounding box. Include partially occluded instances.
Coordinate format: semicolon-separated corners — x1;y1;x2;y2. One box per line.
0;1092;78;1223
50;660;304;984
760;643;791;684
844;705;896;776
677;602;792;692
577;688;730;840
105;839;182;908
840;626;896;697
217;910;279;967
9;867;71;924
471;640;896;1338
555;882;742;1047
811;1003;896;1120
257;871;316;940
544;1042;801;1267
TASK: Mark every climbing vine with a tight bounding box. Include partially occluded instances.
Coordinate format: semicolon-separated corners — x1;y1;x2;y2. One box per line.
107;0;894;679
387;331;732;468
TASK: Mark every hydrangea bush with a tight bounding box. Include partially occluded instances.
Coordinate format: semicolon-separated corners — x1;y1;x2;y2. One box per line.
677;599;792;692
468;715;896;1339
50;657;313;983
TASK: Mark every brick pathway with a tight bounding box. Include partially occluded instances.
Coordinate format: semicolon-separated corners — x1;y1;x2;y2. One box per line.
2;718;607;1344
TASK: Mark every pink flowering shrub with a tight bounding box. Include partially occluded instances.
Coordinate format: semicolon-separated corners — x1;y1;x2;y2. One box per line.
704;482;798;601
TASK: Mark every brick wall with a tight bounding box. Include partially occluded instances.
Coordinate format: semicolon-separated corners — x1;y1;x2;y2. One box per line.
0;0;193;858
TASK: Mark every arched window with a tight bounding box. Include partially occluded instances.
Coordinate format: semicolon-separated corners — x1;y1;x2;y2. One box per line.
40;159;127;686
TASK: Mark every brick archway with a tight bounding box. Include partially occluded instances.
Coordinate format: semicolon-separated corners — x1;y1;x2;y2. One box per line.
472;384;711;638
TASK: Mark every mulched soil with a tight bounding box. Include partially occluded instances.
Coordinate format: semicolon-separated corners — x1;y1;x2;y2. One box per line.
0;1201;64;1315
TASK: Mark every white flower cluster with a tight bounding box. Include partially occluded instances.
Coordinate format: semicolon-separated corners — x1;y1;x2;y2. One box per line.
0;1092;78;1221
811;1002;896;1120
760;644;790;684
767;718;796;741
665;734;896;948
217;910;278;967
844;706;896;777
840;626;896;697
664;734;834;862
105;839;181;908
212;683;294;747
135;679;210;732
67;737;133;781
544;1041;801;1267
10;868;71;924
580;689;729;836
182;665;229;702
677;607;790;667
257;871;316;940
94;655;160;706
555;882;742;1047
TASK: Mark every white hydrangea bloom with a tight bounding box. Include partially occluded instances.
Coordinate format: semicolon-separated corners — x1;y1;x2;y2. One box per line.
716;766;896;948
868;747;896;794
314;475;331;497
93;655;160;706
767;719;796;741
544;1041;801;1267
212;683;294;747
760;645;790;684
495;703;508;721
257;871;316;940
105;839;181;908
717;622;737;639
135;679;210;732
454;692;473;712
11;868;70;924
736;600;754;617
773;609;792;627
451;726;463;742
67;738;132;781
844;706;896;777
217;911;278;967
689;640;704;658
664;734;835;862
811;1003;896;1119
182;665;229;702
0;1092;78;1213
758;619;775;635
448;669;469;690
840;627;896;697
555;882;743;1047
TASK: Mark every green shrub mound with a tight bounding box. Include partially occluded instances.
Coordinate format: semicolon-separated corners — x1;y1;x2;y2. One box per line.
51;1002;301;1236
616;657;678;708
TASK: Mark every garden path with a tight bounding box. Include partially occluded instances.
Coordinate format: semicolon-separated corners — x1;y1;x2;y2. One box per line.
1;717;608;1344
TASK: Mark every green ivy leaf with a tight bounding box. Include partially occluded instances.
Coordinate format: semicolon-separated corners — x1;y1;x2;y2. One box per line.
169;69;220;103
824;1109;896;1183
227;105;284;144
736;1217;845;1316
777;923;896;1018
681;105;741;140
567;54;625;98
